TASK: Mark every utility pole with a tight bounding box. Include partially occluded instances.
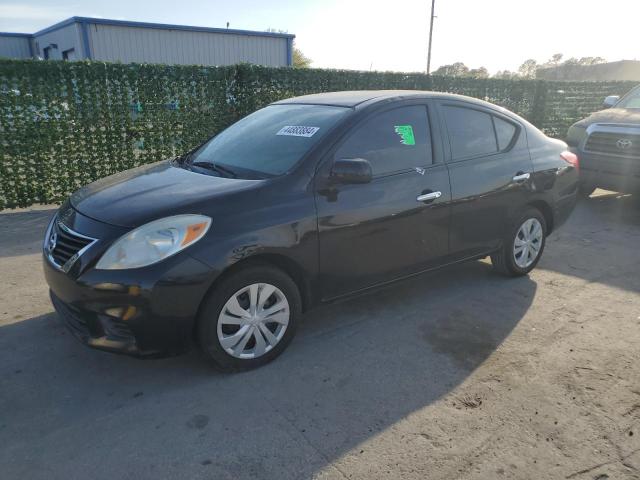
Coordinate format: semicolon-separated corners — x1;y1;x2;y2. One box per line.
427;0;436;74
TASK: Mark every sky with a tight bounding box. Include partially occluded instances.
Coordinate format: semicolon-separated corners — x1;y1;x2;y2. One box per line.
1;0;638;74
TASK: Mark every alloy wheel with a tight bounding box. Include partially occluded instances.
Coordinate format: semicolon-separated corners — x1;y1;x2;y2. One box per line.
217;283;290;359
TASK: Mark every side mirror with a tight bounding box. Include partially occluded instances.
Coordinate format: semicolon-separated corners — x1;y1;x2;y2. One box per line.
330;158;373;184
603;95;620;109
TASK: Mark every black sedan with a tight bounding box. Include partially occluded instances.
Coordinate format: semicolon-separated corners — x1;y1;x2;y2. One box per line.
43;91;579;370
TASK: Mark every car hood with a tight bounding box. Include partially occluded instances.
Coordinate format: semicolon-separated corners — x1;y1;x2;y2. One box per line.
574;108;640;128
70;161;260;227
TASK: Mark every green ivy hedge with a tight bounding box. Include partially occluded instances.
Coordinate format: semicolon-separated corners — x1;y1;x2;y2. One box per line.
0;59;636;209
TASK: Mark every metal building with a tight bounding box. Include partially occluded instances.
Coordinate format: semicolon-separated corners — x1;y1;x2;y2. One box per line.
0;17;294;67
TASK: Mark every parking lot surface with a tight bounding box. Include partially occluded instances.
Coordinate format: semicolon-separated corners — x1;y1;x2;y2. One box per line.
1;192;639;480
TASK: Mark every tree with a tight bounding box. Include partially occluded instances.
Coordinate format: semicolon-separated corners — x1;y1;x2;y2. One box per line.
293;46;312;68
266;28;312;68
493;70;517;80
536;54;608;80
539;53;605;68
548;53;564;66
469;67;489;78
518;59;538;78
493;54;608;81
563;57;581;66
432;62;470;77
431;63;489;78
576;56;606;66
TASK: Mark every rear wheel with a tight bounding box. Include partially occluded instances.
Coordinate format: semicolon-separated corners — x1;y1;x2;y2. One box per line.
491;208;547;277
197;265;302;371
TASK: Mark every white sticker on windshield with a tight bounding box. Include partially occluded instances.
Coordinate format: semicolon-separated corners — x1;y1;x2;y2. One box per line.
276;126;320;137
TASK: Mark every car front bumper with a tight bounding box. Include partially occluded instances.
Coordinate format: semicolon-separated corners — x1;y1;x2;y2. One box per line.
43;207;216;358
45;252;215;357
580;168;640;193
576;149;640;193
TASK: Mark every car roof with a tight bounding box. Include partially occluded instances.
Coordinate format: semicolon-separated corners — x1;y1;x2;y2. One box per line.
272;90;502;110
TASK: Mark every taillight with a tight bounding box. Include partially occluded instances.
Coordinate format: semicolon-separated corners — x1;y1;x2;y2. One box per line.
560;151;579;172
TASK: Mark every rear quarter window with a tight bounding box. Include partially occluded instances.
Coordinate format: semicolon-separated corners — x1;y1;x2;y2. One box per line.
493;116;518;150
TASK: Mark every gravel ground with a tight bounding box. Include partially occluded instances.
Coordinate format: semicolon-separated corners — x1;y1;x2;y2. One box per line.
1;191;639;480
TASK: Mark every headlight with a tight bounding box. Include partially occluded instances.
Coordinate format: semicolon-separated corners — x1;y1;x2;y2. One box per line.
95;214;211;270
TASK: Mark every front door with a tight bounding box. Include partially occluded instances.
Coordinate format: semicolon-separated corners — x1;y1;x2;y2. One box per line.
315;103;451;300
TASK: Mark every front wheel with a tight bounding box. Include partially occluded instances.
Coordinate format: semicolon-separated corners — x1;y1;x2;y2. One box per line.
197;265;302;371
491;208;547;277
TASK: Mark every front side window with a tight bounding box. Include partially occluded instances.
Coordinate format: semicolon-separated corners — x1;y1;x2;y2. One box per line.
335;106;432;176
617;87;640;109
443;106;497;160
189;104;350;177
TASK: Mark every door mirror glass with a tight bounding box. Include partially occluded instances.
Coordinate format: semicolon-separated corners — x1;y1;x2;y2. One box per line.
603;95;620;109
330;158;373;184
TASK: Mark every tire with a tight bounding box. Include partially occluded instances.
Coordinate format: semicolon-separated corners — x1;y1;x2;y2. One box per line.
197;264;302;371
579;183;596;198
491;208;547;277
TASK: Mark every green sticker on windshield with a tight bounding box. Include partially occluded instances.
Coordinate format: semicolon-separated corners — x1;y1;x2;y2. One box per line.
394;125;415;145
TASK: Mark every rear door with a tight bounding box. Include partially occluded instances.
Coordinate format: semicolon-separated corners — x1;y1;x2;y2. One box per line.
314;101;451;300
437;101;534;258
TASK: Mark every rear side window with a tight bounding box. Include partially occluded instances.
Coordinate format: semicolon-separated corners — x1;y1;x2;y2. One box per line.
494;116;517;150
442;105;519;160
443;106;497;160
335;106;432;176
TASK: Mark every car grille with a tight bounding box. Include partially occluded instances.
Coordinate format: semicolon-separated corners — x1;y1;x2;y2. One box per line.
47;220;96;269
585;132;640;158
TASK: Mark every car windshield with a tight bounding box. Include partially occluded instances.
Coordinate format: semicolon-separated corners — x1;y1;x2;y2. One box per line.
187;104;350;178
617;87;640;109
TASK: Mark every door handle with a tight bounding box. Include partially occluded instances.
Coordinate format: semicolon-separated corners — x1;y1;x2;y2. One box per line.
513;172;531;182
416;191;442;203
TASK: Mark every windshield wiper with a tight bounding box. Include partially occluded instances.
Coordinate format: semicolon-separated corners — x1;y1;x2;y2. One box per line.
191;161;237;178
